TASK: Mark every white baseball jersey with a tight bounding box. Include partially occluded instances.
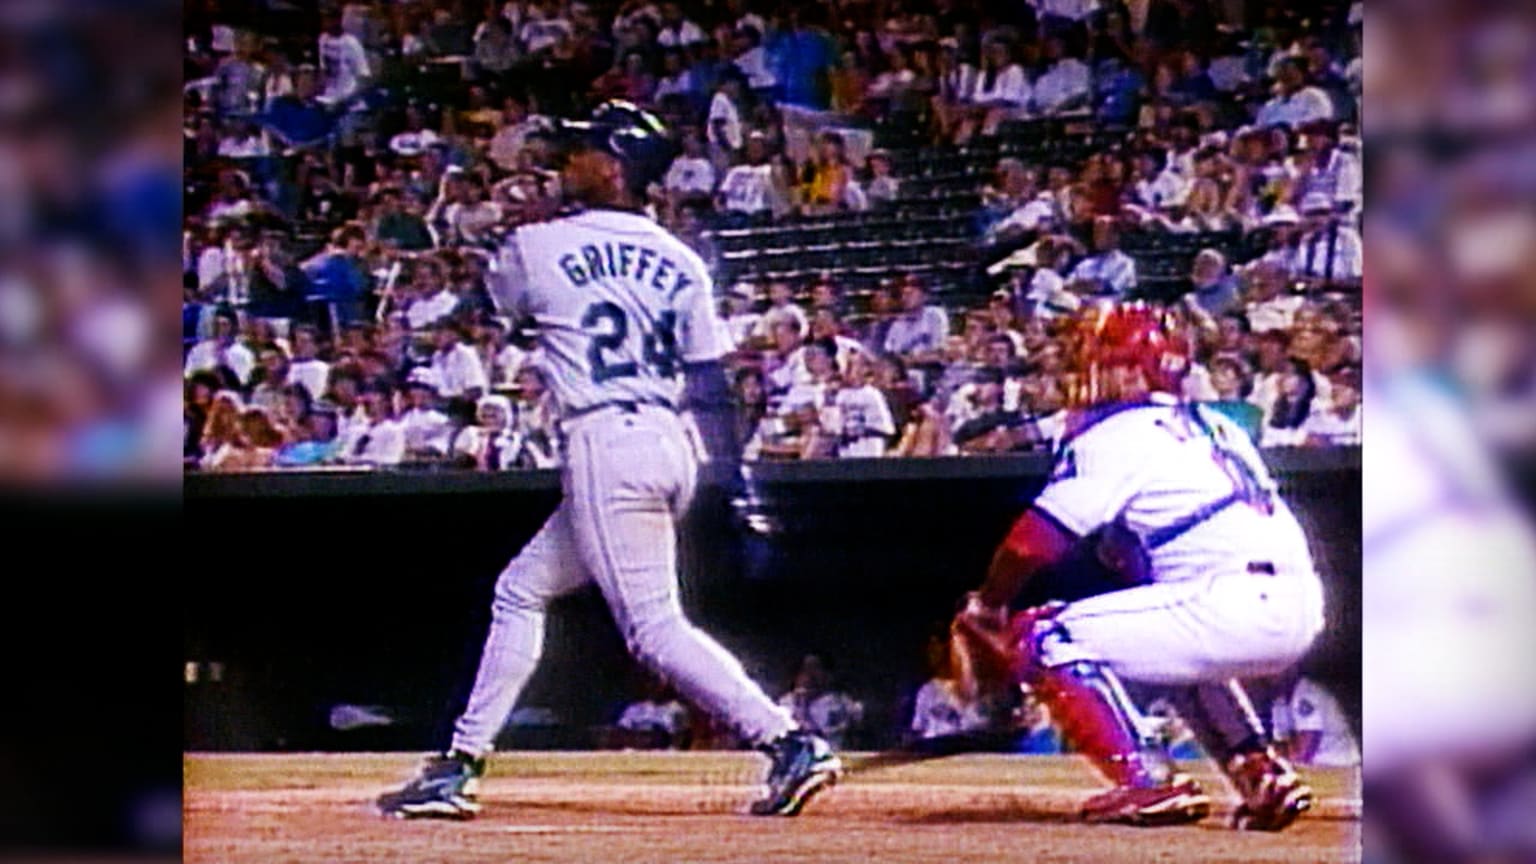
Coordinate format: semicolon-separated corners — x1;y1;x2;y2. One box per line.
488;208;729;417
1034;393;1315;584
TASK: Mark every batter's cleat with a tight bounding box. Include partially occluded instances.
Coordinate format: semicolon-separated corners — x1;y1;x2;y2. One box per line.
376;751;486;820
1081;773;1213;826
749;730;843;816
1226;748;1313;831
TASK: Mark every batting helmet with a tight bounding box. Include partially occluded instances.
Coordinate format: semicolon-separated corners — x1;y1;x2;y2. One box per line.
1063;300;1191;407
553;99;677;199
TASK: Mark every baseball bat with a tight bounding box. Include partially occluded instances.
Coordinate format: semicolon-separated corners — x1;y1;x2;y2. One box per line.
841;728;1021;777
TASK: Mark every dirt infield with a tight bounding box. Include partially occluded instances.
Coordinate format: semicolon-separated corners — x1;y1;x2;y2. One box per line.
185;752;1360;863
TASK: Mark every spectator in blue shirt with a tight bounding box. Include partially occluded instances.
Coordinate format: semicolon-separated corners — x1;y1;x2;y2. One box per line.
769;7;837;109
302;224;372;327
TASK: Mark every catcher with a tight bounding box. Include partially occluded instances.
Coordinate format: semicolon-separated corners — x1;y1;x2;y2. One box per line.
950;301;1324;829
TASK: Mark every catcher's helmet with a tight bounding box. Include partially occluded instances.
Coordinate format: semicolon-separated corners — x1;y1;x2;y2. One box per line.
1063;301;1191;407
554;100;677;198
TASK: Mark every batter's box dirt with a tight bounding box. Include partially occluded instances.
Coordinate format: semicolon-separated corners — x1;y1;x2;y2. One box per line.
185;752;1361;864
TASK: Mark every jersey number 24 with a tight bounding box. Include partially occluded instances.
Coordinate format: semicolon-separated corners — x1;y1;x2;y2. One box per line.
581;302;680;384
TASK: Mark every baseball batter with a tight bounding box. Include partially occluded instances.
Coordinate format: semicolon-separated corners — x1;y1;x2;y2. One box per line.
378;137;840;820
951;302;1324;829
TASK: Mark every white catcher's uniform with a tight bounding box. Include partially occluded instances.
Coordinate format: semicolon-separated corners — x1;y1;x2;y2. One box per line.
1032;393;1326;685
450;208;794;757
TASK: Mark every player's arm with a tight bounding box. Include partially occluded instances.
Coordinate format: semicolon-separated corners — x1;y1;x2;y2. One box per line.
485;230;533;321
975;508;1077;610
675;252;739;462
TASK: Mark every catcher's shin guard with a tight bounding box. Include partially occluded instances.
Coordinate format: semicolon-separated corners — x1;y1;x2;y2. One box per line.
1031;658;1175;789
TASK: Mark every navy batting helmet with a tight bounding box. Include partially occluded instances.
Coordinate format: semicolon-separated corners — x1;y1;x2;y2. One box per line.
554;100;677;198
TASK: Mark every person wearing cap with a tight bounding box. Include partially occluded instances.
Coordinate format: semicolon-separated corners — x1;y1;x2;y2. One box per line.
1066;216;1137;298
1254;56;1335;130
883;277;951;364
400;373;453;459
336;379;406;466
1250;204;1304;275
1290;120;1361;216
1295;192;1362;284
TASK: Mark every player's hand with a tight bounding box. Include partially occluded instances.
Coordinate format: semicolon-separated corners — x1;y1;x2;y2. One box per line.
949;592;1013;700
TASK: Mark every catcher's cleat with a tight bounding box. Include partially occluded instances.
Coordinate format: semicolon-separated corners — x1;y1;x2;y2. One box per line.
376;751;486;820
1081;774;1212;827
749;730;842;816
1226;748;1313;831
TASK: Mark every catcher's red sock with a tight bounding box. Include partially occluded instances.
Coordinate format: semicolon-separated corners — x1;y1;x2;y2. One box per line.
1033;661;1164;789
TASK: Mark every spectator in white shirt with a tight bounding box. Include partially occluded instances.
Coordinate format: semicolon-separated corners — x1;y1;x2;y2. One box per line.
957;38;1032;144
832;352;897;458
1032;36;1092;116
752;280;809;342
1251;205;1305;278
653;48;699;105
1295;192;1363;284
1067;216;1138;297
1303;366;1361;445
388;104;442;158
1025;236;1084;319
706;72;746;170
721;283;763;349
400;376;453;458
404;258;460;331
776;655;864;750
1270;673;1360;766
1242;259;1306;333
717;132;786;217
184;308;256;387
731;25;777;91
316;13;371;106
1254;56;1335;130
662;128;716;203
1029;0;1098;24
286;325;330;401
610;677;693;749
910;630;999;740
1291;119;1362;214
430;321;489;402
655;0;707;46
518;0;572;56
336;381;406;466
883;277;951;362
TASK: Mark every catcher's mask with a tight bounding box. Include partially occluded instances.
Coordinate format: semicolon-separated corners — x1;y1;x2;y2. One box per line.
1063;301;1190;408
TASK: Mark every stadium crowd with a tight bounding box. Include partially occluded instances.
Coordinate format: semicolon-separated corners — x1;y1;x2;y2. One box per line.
182;0;1362;472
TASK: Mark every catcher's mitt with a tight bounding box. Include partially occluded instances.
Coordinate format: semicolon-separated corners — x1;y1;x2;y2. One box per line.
949;594;1018;702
